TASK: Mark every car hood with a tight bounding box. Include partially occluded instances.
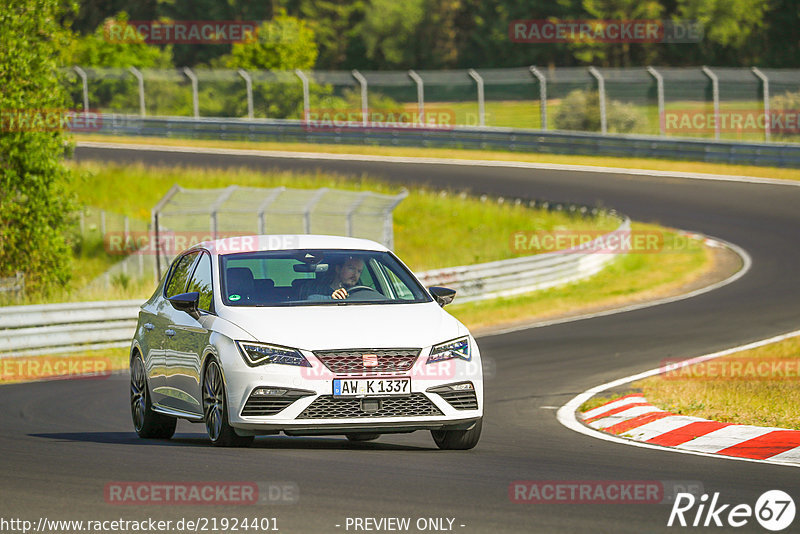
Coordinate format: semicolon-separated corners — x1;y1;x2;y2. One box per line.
218;302;465;351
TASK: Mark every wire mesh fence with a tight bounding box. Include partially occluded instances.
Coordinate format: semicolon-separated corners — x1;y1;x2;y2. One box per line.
85;185;407;289
63;66;800;143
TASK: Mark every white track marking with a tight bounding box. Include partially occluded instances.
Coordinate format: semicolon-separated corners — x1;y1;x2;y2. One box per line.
621;416;707;442
674;426;777;454
768;447;800;463
581;395;646;420
589;406;664;430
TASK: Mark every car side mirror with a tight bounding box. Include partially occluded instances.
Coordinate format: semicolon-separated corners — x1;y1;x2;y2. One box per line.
168;291;200;319
429;286;456;307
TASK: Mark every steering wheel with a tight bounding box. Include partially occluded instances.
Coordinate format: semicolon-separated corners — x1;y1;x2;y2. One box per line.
346;285;374;293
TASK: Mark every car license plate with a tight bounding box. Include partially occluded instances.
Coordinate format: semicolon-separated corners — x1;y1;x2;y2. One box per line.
333;377;410;397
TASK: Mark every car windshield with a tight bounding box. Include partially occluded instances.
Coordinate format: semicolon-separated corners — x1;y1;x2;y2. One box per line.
219;249;432;307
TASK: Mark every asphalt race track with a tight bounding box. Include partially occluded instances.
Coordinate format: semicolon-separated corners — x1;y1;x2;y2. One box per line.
2;144;798;533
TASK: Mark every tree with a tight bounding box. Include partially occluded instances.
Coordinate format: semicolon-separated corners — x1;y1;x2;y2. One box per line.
285;0;367;69
0;0;78;296
360;0;426;68
226;11;318;70
67;12;174;69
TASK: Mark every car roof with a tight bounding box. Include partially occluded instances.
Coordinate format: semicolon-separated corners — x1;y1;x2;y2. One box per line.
194;234;389;256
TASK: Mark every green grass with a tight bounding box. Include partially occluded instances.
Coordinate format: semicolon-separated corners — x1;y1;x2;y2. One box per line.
633;334;800;430
447;222;710;331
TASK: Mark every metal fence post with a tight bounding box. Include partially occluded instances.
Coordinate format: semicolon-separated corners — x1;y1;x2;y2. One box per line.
529;66;547;130
238;69;254;120
408;70;425;125
646;66;665;136
73;66;89;117
702;66;720;140
303;188;328;234
209;186;238;240
295;69;310;122
151;184;182;281
345;192;370;237
382;189;408;250
752;67;771;142
468;69;485;127
256;187;285;234
352;70;369;127
129;66;146;117
183;67;199;119
588;67;607;134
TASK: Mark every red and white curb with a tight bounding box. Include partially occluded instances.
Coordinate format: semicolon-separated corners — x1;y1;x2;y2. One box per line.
558;329;800;468
582;394;800;464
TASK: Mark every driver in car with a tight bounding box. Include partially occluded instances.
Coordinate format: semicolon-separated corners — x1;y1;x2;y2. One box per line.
301;256;365;300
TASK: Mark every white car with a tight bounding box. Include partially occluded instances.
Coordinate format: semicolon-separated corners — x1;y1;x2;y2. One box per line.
129;235;483;449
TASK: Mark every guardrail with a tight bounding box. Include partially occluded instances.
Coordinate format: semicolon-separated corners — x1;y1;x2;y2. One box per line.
0;216;627;356
0;300;142;356
90;114;800;167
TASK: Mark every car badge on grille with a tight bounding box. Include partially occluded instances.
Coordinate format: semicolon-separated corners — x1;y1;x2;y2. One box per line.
362;354;379;367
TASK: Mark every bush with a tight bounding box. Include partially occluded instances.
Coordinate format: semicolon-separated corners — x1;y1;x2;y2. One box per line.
553;89;648;134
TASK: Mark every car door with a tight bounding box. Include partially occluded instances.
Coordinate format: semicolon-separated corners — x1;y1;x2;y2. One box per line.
162;250;214;416
156;250;200;410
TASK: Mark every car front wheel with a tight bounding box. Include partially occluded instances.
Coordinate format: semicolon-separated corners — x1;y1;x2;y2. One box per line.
203;359;254;448
130;354;176;439
431;418;482;450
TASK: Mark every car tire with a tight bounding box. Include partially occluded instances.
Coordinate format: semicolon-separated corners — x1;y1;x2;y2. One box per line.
345;433;380;442
130;354;177;439
203;359;254;448
431;418;482;450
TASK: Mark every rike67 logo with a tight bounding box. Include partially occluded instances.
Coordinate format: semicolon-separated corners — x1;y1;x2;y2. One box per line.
668;490;795;531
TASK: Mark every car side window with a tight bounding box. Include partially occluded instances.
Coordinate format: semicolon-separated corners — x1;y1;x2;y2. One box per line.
165;252;199;298
187;252;214;312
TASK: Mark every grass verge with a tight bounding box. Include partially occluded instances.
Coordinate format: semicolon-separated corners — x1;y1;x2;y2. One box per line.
632;334;800;430
449;223;712;332
74;133;800;182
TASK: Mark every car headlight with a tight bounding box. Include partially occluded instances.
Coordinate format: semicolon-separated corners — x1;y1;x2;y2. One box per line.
427;336;471;364
236;341;311;367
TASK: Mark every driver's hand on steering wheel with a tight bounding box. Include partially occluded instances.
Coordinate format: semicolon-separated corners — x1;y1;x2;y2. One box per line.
331;287;348;299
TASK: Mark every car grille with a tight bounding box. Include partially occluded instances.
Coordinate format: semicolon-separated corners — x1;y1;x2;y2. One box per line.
436;390;479;410
297;394;442;419
240;390;311;416
312;348;420;374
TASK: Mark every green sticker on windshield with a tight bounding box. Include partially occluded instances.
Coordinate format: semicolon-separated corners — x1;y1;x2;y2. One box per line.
229;294;241;301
